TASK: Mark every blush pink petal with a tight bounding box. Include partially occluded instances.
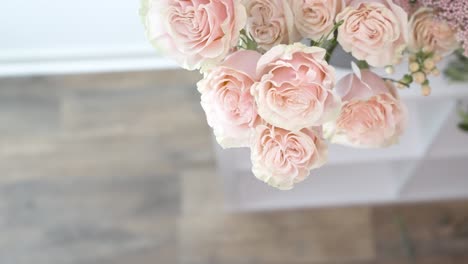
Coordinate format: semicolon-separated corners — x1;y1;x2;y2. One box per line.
253;43;341;132
408;8;459;56
337;0;408;67
198;50;261;148
141;0;247;71
244;0;301;51
250;124;328;190
289;0;344;41
325;69;407;148
336;70;393;101
222;50;262;80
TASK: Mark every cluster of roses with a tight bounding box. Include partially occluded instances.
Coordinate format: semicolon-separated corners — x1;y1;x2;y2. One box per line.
141;0;464;190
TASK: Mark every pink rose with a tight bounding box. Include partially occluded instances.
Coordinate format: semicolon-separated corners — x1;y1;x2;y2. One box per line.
251;124;328;190
325;67;407;148
141;0;247;70
252;43;341;132
244;0;300;51
289;0;344;41
337;0;409;67
408;8;459;56
198;50;262;148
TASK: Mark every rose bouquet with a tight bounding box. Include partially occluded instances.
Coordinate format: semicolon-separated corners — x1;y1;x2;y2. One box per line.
140;0;467;190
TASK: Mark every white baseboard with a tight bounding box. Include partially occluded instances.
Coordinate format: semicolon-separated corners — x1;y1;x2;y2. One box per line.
0;47;180;77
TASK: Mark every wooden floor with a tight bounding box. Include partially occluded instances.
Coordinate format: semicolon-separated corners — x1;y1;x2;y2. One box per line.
0;70;467;264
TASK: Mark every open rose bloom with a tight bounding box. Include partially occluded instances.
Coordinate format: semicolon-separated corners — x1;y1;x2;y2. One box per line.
337;0;408;67
252;43;341;131
142;0;466;190
251;124;328;190
289;0;344;41
198;50;261;148
244;0;300;51
325;66;407;148
140;0;246;70
408;7;459;56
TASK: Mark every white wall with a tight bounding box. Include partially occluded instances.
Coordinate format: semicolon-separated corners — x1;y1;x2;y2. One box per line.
0;0;176;75
1;0;153;59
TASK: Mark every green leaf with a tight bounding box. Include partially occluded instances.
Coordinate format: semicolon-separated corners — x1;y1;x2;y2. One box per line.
444;49;468;82
458;122;468;132
356;60;370;69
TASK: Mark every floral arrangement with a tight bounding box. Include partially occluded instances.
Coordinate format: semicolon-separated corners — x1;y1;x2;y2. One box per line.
140;0;467;190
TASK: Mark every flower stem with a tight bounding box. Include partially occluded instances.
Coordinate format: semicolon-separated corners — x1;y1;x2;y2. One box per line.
323;38;339;63
318;20;344;46
313;20;344;63
383;77;410;88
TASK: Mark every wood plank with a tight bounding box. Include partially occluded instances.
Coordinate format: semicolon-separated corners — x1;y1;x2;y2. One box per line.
0;172;179;264
181;167;223;216
373;200;468;262
0;70;201;91
0;84;61;139
374;255;468;264
179;207;375;264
